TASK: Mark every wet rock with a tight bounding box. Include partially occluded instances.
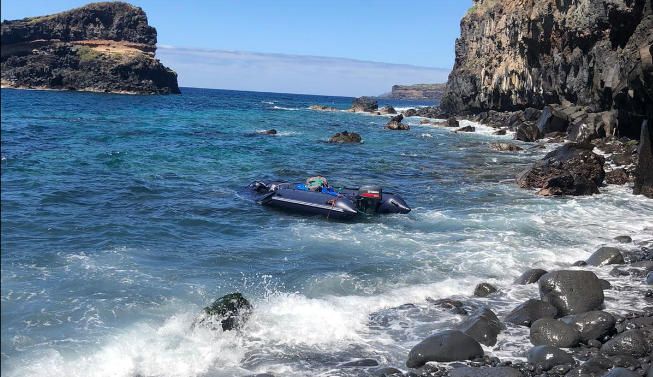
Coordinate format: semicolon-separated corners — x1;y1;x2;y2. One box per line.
606;169;630;185
372;367;404;376
351;96;378;112
490;142;523;152
573;260;588;267
599;279;612;290
493;129;508;135
448;366;523;377
385;114;410;130
328;131;362;143
602;368;640;377
634;121;653;198
405;330;483;368
614;236;632;244
457;308;503;346
257;129;277;135
474;283;498;297
530;318;581;347
514;122;543;142
339;358;379;367
505;299;558;327
245;374;275;377
601;330;650;357
537;106;570;134
517;143;605;196
427;298;468;315
538;270;604;316
447;117;460;127
309;104;338;111
566;356;613;377
527;345;574;370
402;108;417;117
647;272;653;285
195;292;252;331
457;125;476;132
378;106;397;115
587;247;625;266
514;269;548;285
560;311;616;342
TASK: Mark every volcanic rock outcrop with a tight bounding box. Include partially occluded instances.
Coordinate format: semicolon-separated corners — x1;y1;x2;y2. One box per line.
440;0;653;139
1;2;180;94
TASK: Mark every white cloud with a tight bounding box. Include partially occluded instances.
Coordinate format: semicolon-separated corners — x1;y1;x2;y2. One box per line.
156;46;450;97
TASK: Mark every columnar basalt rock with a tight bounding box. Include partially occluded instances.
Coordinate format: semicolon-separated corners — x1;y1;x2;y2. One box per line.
441;0;653;139
1;2;179;94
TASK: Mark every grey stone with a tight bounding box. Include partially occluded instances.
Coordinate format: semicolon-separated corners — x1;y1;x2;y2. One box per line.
527;345;574;371
405;330;483;368
530;318;581;347
505;299;558;327
474;283;498;297
587;247;625;266
538;270;604;316
514;269;548;285
457;308;503;346
601;330;650;357
449;366;523;377
560;311;616;342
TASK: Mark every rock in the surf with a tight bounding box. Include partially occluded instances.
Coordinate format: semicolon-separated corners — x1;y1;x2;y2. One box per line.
613;235;632;243
405;330;483;368
566;356;613;376
606;168;630;185
456;125;476;132
516;143;605;196
559;311;616;342
527;345;574;371
505;299;558;327
350;96;378;112
446;117;460;127
514;269;548;285
449;366;523;377
514;122;542;142
309;104;338;111
329;131;362;143
538;270;604;316
378;106;397;115
530;318;581;347
195;292;252;331
473;282;498;297
385;114;409;130
338;358;379;367
601;330;650;357
490;142;523;152
257;129;277;135
456;307;503;346
586;247;625;266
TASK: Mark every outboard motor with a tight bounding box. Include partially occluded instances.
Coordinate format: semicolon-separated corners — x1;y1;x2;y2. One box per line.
250;181;270;193
356;185;382;214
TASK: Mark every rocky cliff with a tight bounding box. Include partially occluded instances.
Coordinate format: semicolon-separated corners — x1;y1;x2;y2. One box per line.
1;2;179;94
440;0;652;138
381;83;446;101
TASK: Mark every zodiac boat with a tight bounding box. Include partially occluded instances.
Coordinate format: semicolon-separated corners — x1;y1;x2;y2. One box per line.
249;181;411;220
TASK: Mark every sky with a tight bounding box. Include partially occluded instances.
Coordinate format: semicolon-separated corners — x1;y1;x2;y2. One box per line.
1;1;472;96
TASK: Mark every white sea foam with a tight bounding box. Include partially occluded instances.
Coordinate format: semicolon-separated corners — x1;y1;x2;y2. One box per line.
270;106;302;111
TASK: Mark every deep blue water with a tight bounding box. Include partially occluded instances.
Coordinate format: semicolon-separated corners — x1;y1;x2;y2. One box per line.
2;87;652;377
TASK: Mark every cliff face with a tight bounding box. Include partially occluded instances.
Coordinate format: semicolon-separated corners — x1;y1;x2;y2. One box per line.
382;84;446;101
441;0;652;138
1;2;179;94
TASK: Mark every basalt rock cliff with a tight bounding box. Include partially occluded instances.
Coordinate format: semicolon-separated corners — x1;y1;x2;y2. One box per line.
441;0;652;139
381;83;446;101
1;2;179;94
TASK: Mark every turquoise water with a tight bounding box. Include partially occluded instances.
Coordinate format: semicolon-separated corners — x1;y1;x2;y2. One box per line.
2;88;652;376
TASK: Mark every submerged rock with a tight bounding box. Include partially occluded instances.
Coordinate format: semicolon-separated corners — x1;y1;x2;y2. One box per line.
427;298;468;315
517;143;605;196
339;358;379;367
613;235;632;244
538;270;604;316
405;330;483;368
530;318;581;347
257;129;277;135
586;247;625;266
560;311;616;342
514;269;547;285
309;104;338;111
505;299;558;327
490;142;523;152
328;131;362;143
473;283;497;297
195;292;252;331
456;308;503;346
527;345;574;371
350;96;378;112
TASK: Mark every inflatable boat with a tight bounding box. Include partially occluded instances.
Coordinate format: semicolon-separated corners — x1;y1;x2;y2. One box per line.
249;181;411;220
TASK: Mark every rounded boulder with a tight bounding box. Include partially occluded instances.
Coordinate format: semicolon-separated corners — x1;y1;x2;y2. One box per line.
538;270;604;316
514;269;548;285
560;310;616;342
586;247;625;266
530;318;581;348
527;345;574;371
405;330;483;368
505;299;558;327
600;330;650;357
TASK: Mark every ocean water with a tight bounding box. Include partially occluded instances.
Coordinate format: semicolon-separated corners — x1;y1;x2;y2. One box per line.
1;87;652;377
